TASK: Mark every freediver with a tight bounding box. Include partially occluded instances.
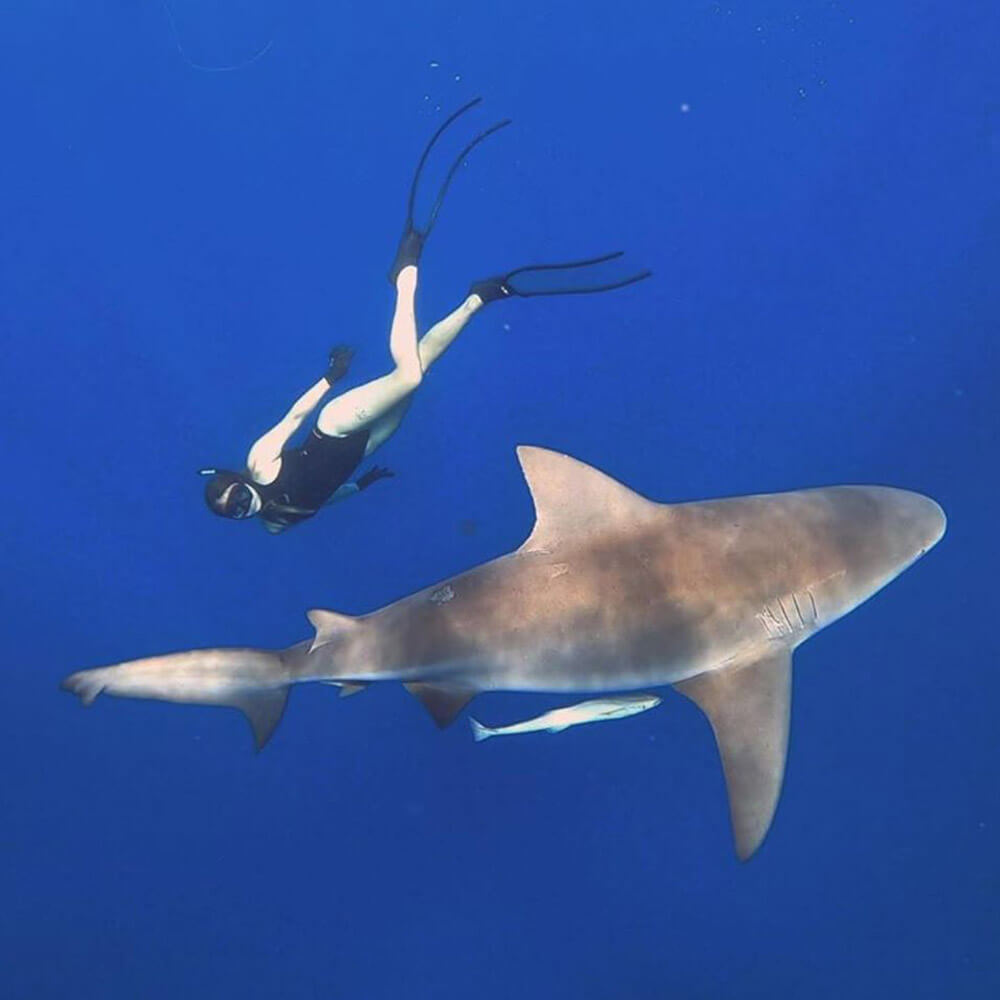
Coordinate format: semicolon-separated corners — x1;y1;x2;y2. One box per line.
201;98;651;533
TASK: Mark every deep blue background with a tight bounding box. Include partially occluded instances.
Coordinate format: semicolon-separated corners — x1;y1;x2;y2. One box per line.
2;2;997;997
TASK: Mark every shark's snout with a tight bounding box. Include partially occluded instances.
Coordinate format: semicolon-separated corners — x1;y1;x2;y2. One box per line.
878;486;947;563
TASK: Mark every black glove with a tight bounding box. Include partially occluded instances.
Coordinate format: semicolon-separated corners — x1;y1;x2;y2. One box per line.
356;466;395;491
326;345;355;386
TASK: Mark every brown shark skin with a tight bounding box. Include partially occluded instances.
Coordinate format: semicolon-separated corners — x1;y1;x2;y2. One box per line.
63;447;945;858
301;478;944;694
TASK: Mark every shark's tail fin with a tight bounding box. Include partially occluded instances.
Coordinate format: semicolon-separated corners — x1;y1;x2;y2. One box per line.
61;647;290;751
469;717;494;742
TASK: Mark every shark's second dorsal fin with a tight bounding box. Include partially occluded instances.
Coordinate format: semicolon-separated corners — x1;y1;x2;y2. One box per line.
675;649;793;862
516;446;660;553
307;609;359;652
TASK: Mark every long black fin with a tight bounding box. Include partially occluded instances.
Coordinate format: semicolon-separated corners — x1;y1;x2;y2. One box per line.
421;117;512;234
390;99;511;280
473;252;651;302
405;97;483;227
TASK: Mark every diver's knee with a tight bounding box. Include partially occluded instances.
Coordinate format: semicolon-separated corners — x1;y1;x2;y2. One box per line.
397;364;423;393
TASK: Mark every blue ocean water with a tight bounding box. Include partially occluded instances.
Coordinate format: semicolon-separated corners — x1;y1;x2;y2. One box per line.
2;1;997;996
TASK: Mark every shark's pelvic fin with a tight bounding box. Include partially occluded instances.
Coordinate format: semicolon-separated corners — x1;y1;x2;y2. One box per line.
319;680;368;698
515;445;660;553
307;609;360;652
675;649;792;862
231;688;290;751
405;682;477;728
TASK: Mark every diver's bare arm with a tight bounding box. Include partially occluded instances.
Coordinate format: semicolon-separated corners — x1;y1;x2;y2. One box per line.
248;347;353;481
246;379;329;482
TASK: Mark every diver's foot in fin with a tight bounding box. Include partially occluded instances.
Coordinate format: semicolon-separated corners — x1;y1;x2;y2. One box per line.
470;252;652;304
389;97;512;284
469;276;514;305
388;229;427;285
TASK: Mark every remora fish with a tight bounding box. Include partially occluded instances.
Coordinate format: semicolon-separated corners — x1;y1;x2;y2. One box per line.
469;693;661;742
62;446;946;859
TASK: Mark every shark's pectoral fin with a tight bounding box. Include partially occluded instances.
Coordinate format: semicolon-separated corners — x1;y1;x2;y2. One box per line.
307;609;360;652
547;725;570;733
405;682;477;728
675;650;792;861
231;688;290;751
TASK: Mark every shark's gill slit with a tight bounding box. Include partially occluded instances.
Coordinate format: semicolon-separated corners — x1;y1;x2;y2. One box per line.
791;592;806;628
776;596;795;633
806;588;819;620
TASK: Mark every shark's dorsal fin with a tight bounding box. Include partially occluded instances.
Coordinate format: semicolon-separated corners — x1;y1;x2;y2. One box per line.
307;609;359;652
404;682;476;728
675;649;792;861
516;446;660;553
231;687;290;751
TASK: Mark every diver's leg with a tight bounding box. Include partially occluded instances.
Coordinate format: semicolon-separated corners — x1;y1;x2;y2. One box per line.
316;267;423;437
417;292;485;370
361;397;414;456
359;291;489;455
361;294;482;456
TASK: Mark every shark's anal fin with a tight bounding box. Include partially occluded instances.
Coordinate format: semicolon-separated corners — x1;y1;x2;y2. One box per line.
231;688;290;751
675;650;792;861
320;680;367;698
405;682;476;728
307;609;359;652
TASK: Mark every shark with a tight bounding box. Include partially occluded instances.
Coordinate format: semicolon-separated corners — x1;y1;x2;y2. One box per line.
62;446;946;859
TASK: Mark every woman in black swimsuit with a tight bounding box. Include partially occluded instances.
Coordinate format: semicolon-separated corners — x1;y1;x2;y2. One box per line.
202;99;650;533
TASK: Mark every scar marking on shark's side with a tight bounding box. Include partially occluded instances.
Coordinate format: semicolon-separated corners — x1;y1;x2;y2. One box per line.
430;585;455;605
549;563;570;579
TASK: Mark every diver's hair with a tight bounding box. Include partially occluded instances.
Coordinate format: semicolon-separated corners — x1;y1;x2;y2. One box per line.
204;470;247;517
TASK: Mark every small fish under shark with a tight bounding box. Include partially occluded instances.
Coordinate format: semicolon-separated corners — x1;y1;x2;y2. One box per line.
470;693;661;741
62;446;946;859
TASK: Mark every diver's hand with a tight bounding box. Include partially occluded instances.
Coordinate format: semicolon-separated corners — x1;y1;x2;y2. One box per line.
356;466;394;491
326;345;355;386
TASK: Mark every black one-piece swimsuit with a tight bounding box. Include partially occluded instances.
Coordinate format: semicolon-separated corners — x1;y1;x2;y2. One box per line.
251;427;370;532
